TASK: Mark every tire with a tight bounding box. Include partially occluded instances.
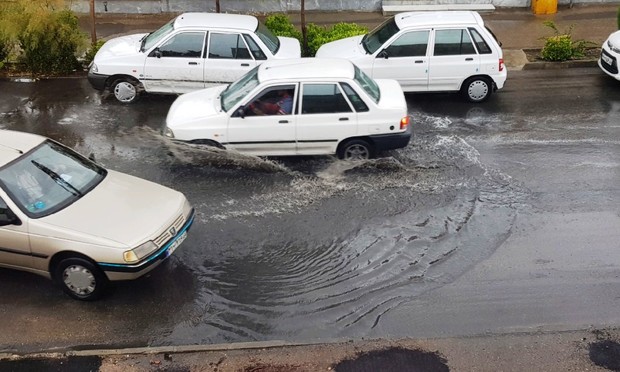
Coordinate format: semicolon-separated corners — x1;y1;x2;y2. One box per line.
462;77;492;103
112;79;140;104
338;139;374;160
53;257;108;301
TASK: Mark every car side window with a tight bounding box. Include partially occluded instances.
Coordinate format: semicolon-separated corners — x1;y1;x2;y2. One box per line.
244;85;296;116
383;30;429;57
243;34;267;60
209;33;252;60
340;82;369;112
0;196;18;225
301;83;352;114
156;32;205;58
469;28;492;54
433;29;477;56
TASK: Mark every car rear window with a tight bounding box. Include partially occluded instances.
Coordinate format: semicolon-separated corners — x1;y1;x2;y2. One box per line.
353;65;380;104
255;22;280;55
469;27;492;54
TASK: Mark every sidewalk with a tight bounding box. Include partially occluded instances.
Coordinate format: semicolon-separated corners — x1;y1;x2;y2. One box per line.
79;3;619;70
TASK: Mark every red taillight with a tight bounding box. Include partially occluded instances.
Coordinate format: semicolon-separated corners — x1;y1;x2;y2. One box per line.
400;116;410;130
499;58;505;72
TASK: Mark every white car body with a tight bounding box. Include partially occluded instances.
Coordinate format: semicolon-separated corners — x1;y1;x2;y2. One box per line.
88;12;301;103
316;11;507;102
164;58;412;159
0;130;194;300
599;30;620;80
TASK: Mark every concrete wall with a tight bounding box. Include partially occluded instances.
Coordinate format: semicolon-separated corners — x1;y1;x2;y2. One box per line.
67;0;619;13
69;0;382;14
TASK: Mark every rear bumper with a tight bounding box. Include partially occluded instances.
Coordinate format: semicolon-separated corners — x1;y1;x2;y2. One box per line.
370;125;412;152
99;208;195;281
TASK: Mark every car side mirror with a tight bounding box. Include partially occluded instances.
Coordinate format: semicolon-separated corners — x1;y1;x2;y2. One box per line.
151;48;162;58
378;50;389;59
235;106;246;119
0;209;21;227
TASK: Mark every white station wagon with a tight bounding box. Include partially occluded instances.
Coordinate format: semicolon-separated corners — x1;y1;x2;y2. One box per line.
164;58;412;160
0;130;194;300
88;12;301;103
316;11;506;102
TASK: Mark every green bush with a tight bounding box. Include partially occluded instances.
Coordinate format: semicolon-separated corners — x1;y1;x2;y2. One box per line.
0;0;88;75
540;21;588;62
83;39;106;67
264;14;367;57
265;14;302;42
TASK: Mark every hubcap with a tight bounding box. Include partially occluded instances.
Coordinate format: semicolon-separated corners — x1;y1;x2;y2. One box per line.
345;145;370;160
468;80;489;101
63;265;96;295
114;81;137;103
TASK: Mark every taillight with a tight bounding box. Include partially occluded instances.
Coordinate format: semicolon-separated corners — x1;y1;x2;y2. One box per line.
499;58;505;72
400;116;410;130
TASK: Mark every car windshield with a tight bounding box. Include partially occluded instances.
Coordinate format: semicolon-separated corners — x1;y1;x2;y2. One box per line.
255;22;280;55
0;140;106;218
221;66;261;111
362;17;400;54
353;65;380;103
142;18;175;51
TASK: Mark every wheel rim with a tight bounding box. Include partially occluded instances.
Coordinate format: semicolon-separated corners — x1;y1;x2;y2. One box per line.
63;265;96;296
344;144;370;160
114;81;137;103
468;80;489;101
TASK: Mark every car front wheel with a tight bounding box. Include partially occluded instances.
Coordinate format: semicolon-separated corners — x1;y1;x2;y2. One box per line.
338;139;374;160
462;77;492;103
54;257;108;301
112;79;140;103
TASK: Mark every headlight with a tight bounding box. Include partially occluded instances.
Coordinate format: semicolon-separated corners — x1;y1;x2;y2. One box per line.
608;41;620;54
123;241;157;263
89;63;98;73
163;127;175;138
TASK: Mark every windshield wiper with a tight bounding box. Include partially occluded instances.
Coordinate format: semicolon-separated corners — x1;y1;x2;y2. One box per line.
139;32;152;52
31;160;82;197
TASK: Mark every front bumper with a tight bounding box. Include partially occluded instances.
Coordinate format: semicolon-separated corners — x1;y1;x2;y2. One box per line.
87;71;110;91
99;208;195;281
599;47;620;78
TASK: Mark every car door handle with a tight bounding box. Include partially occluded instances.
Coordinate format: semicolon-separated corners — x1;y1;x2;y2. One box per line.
465;58;474;61
279;120;289;124
339;117;349;121
241;63;250;67
414;60;424;64
188;62;198;65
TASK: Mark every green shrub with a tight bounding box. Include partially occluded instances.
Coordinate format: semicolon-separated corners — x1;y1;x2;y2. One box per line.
83;39;106;67
540;20;588;62
265;14;302;42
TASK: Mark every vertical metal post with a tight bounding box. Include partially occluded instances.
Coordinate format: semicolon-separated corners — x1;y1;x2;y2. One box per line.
301;0;307;56
215;0;220;13
90;0;97;44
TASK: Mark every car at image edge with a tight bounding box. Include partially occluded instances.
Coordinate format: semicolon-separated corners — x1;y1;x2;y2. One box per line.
164;58;412;160
315;11;506;103
599;30;620;80
0;130;194;300
88;12;301;103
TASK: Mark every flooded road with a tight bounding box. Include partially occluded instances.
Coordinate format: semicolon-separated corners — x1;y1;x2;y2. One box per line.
1;68;619;352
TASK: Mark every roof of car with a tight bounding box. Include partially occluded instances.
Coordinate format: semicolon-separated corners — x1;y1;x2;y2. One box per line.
174;12;259;31
258;58;356;82
395;11;483;29
0;130;46;167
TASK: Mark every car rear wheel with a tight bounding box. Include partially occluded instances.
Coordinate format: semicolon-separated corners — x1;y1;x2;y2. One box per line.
462;77;492;103
338;139;374;160
112;79;140;103
54;257;108;301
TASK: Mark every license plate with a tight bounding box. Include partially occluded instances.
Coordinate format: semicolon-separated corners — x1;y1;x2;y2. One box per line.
602;53;613;65
165;231;187;257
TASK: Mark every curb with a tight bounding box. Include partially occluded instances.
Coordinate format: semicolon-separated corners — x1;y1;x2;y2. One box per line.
522;59;599;70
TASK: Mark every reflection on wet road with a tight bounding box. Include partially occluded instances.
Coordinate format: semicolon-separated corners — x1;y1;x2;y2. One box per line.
1;68;618;350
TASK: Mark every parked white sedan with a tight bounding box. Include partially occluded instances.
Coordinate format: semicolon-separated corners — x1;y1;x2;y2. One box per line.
88;12;301;103
164;58;412;160
0;130;194;300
